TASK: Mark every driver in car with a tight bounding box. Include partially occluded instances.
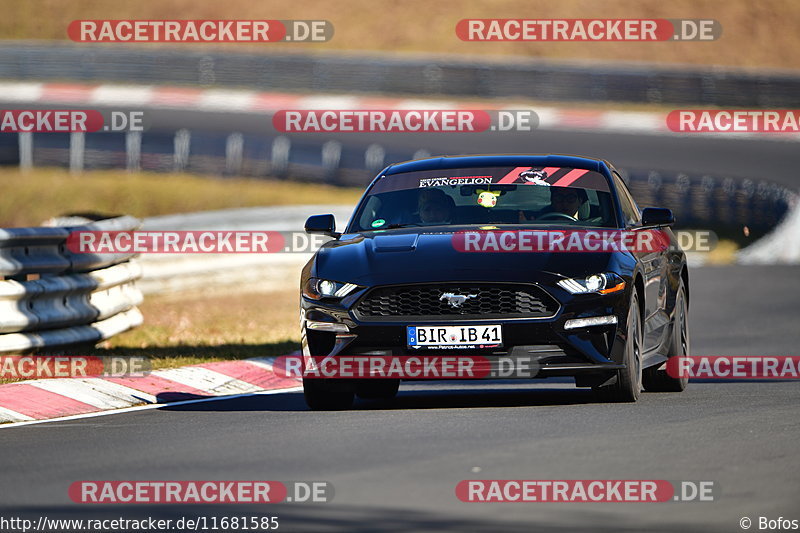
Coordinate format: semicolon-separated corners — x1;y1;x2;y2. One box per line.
519;186;587;222
417;189;455;224
549;187;585;218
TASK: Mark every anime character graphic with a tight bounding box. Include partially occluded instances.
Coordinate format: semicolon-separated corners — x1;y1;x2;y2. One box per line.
517;167;550;186
476;190;500;208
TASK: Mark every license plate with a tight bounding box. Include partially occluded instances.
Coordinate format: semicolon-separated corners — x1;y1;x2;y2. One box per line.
407;325;502;349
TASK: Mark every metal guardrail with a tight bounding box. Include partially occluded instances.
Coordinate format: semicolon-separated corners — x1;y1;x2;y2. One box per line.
0;216;144;353
1;43;800;106
3;125;794;241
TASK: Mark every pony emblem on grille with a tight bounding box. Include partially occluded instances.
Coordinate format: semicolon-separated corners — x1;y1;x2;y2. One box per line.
440;292;478;308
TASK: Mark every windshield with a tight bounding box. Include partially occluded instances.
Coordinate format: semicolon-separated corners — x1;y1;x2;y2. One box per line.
349;165;618;231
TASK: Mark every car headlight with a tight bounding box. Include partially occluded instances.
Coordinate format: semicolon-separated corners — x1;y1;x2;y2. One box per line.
557;273;626;295
303;278;359;300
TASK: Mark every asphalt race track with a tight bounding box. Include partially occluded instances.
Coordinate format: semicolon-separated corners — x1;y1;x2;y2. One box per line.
1;263;798;532
1;114;799;531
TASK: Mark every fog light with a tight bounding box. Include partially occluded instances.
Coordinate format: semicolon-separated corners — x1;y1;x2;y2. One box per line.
306;320;350;332
564;315;618;330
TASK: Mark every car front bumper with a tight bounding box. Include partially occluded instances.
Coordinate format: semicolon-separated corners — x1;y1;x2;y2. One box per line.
300;284;632;384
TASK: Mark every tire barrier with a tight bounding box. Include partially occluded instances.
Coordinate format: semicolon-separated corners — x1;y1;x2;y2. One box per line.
0;216;143;353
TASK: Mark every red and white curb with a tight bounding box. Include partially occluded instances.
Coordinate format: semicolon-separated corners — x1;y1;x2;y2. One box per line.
2;81;798;141
0;356;300;426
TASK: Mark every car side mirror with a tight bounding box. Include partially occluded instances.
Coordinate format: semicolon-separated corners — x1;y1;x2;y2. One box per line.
641;207;675;227
305;214;340;238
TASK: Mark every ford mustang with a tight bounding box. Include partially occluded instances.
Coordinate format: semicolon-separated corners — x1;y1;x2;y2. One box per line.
299;154;689;409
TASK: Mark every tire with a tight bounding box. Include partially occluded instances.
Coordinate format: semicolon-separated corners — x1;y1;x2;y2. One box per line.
356;379;400;400
594;291;643;402
303;379;355;410
643;284;689;392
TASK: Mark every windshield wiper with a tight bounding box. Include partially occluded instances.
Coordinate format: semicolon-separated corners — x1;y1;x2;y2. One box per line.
383;223;426;229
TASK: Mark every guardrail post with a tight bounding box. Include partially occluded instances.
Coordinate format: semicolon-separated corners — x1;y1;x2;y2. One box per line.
648;171;663;207
321;140;341;183
365;144;385;174
270;136;291;178
69;132;85;174
173;129;191;172
413;149;431;160
126;131;141;172
225;133;244;176
18;132;33;171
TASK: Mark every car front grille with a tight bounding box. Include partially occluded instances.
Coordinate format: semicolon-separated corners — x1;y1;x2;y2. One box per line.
353;283;559;322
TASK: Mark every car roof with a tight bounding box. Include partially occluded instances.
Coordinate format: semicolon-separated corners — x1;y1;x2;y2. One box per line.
383;154;608;175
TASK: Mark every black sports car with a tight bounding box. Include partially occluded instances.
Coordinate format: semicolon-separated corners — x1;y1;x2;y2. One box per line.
299;155;689;409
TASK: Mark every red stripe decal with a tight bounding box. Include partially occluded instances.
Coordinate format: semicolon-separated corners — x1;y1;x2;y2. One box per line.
552;169;589;187
498;166;563;184
497;167;533;183
535;167;562;184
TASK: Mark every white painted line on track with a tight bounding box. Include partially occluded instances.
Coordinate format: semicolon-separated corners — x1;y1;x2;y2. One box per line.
0;406;35;423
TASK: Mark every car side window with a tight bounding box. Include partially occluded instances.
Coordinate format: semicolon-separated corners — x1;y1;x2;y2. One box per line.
613;173;641;226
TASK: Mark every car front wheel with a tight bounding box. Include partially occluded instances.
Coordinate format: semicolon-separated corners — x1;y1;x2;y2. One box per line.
643;283;689;392
594;290;643;403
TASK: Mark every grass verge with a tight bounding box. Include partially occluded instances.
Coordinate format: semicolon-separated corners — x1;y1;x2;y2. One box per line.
0;167;361;228
94;288;301;370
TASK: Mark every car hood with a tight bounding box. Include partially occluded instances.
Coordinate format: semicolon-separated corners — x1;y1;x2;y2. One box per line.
313;229;631;286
